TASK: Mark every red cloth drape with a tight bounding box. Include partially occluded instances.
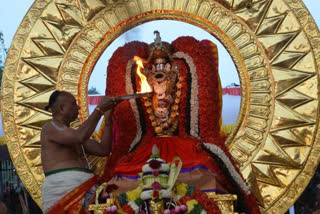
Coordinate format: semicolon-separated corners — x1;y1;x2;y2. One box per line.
46;175;98;214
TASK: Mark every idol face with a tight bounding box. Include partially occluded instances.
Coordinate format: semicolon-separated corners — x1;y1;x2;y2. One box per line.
147;61;178;123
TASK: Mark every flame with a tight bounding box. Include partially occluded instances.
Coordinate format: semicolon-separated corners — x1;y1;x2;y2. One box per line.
134;56;152;93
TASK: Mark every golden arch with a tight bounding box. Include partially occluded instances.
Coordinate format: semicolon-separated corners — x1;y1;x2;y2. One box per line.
2;0;320;213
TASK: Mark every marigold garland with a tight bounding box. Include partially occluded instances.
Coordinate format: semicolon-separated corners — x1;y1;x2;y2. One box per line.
176;183;187;196
127;187;142;202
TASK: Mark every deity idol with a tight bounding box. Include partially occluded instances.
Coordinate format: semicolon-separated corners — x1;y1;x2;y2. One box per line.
99;31;260;213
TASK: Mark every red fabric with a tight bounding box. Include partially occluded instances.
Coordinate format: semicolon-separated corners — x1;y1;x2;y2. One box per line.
46;175;98;214
222;88;241;96
112;135;260;214
113;136;217;176
88;96;103;105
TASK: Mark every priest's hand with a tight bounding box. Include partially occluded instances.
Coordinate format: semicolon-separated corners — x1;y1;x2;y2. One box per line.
97;96;122;112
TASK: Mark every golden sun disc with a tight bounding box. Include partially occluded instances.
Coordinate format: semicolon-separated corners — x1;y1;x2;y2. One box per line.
2;0;320;213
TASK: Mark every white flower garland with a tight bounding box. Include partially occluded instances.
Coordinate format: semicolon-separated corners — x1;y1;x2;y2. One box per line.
128;201;139;213
140;189;172;200
173;52;199;137
203;143;251;195
142;163;170;172
125;59;143;152
200;209;207;214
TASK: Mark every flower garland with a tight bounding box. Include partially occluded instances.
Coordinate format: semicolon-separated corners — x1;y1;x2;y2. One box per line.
172;52;199;138
102;41;149;181
125;59;143;151
203;143;250;195
172;37;224;145
112;183;221;214
100;147;226;213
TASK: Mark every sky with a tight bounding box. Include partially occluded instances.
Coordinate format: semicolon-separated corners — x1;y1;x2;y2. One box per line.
0;0;319;95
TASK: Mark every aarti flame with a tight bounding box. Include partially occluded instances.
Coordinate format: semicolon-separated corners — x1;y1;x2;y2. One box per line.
134;56;152;93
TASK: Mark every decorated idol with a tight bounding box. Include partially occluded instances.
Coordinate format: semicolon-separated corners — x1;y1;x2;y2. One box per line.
95;31;261;214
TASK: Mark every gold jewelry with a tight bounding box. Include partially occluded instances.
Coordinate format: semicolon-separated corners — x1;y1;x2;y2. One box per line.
95;107;104;115
144;73;181;135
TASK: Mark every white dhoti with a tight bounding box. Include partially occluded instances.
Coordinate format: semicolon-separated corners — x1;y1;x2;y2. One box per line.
42;168;95;213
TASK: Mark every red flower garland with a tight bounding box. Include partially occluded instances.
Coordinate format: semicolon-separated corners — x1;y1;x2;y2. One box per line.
192;190;221;214
122;204;135;214
153;191;159;198
102;41;149;181
172;37;225;145
179;190;221;214
149;159;162;169
172;37;261;213
179;196;192;205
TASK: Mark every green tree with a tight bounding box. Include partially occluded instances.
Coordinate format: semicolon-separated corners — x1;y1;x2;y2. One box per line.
0;31;7;88
0;66;3;86
88;86;100;95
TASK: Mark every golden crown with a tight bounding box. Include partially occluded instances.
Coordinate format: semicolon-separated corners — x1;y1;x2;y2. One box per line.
147;31;173;63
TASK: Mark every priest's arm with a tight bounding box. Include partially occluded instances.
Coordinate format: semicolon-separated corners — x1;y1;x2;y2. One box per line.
83;109;114;156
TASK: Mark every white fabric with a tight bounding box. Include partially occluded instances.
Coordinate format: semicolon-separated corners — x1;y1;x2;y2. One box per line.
42;170;94;213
